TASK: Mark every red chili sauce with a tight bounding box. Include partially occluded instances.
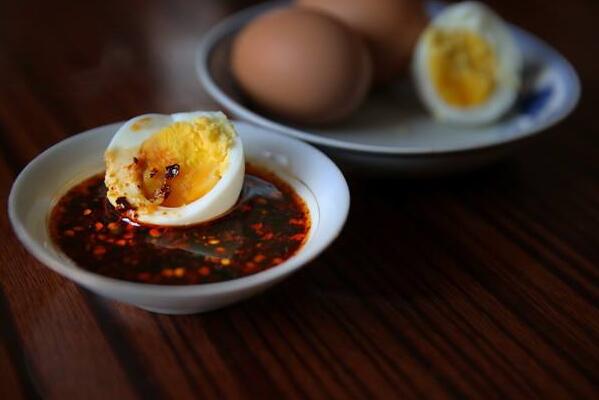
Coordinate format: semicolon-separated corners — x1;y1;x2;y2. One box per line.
49;164;310;285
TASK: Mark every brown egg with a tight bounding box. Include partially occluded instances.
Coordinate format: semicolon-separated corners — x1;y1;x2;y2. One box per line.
231;7;372;124
298;0;428;83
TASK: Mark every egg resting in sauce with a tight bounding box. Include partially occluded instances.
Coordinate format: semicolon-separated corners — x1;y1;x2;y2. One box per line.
50;164;310;285
104;112;244;226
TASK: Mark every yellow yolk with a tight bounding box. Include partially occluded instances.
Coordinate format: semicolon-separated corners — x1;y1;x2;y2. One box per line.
427;28;497;107
137;117;233;207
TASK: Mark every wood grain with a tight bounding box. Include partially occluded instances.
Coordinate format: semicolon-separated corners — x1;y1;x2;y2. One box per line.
1;0;598;398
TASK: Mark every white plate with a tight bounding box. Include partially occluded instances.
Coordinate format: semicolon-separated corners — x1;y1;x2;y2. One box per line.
196;0;580;175
8;121;349;314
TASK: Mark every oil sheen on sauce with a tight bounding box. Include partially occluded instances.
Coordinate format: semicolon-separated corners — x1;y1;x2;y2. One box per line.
49;164;310;285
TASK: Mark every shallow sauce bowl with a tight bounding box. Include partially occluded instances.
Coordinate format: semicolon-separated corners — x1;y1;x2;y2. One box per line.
8;121;349;314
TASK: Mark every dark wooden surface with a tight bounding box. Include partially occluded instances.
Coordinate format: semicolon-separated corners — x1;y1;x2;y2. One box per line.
1;0;598;398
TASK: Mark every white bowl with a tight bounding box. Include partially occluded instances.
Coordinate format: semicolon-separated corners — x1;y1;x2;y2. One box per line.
196;0;580;175
8;121;349;314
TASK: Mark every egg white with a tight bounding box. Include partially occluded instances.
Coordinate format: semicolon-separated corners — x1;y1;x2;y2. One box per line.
412;1;522;125
104;111;244;226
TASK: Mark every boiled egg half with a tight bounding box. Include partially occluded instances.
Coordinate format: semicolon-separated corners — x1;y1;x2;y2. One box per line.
413;1;522;125
104;111;244;226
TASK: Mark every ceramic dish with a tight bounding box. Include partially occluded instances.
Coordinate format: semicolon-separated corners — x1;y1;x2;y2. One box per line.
196;0;581;175
8;121;349;314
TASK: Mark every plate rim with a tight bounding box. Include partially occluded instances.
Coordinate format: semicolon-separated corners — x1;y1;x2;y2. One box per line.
195;0;581;156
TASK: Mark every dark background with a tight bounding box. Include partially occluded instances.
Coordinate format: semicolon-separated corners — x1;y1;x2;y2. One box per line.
1;0;597;398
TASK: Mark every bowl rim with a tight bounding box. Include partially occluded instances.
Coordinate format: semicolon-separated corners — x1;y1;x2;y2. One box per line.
195;0;581;156
8;120;350;298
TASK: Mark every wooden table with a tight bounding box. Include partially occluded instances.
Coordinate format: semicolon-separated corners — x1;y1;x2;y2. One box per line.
1;0;597;398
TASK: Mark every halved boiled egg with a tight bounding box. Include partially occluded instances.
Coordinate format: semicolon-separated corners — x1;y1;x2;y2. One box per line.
413;1;522;125
104;111;244;226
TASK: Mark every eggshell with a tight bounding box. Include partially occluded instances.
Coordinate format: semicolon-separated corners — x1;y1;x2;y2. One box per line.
231;7;372;124
298;0;428;83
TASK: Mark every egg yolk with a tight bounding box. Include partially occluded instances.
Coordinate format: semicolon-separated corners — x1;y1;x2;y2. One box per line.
137;117;233;207
427;28;497;108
